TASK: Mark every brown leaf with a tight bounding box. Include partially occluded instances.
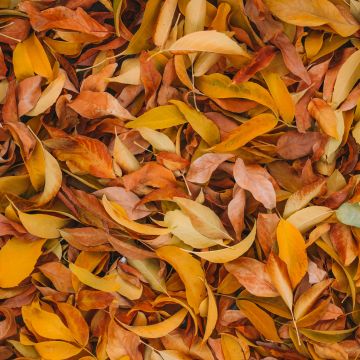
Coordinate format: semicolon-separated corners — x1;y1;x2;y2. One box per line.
330;223;357;266
68;91;135;120
225;257;279;297
17;75;42;116
234;158;276;209
20;1;109;38
45;133;115;178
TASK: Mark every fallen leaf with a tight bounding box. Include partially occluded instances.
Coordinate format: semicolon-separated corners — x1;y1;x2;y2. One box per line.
174;197;232;239
45;133;115;179
168;31;250;56
266;252;293;311
277;219;308;288
156;246;206;313
225;256;278;297
196;73;278;113
234;158;276;209
237;300;282;342
191;224;256;263
211;113;278;152
171;100;220;146
0;237;45;288
68;91;134;120
120;308;188;338
69;263;121;292
265;0;359;37
186;153;233;183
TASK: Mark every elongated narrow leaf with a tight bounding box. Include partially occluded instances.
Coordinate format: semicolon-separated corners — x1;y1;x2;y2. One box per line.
156;246;205;313
121;309;188;338
168;30;250;56
277;219;308;288
191;224;256;263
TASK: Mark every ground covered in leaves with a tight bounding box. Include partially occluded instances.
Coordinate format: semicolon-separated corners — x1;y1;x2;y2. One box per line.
1;0;360;359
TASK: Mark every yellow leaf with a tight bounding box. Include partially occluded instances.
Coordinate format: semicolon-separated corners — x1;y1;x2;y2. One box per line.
102;195;170;235
138;127;176;153
24;33;53;80
127;258;167;293
22;304;75;342
120;308;188;338
283;179;326;218
174;55;194;89
308;99;339;139
221;333;250;360
170;100;220;145
193;52;221;77
122;0;163;54
113;134;140;173
17;209;70;239
203;282;218;342
57;302;89;346
211;2;232;32
237;300;282;342
210;113;278;153
13;41;34;80
69;263;121;292
304;31;324;59
333;49;360;108
153;0;178;47
168;30;250;56
296;298;331;328
154;295;199;334
0;237;45;288
266;252;293;311
196;73;278;114
33;147;62;206
34;341;82;360
294;279;333;320
44;37;83;56
116;271;143;300
184;0;206;35
311;35;348;63
156;246;206;313
287;206;333;233
190;224;256;263
164;210;222;248
24;136;45;191
262;72;294;124
277;219;308;288
26;71;66;116
155;350;192;360
113;0;124;37
7;340;38;359
108;58;141;85
0;174;31;196
316;239;356;309
174;197;231;239
126;104;187;129
264;0;359;37
300;326;356;343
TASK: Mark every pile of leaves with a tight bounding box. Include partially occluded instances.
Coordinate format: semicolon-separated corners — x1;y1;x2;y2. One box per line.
1;0;360;359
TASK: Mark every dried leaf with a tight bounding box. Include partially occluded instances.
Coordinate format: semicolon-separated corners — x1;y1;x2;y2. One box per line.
234;158;276;209
120;308;188;338
156;246;205;313
225;256;278;297
0;238;45;288
265;0;359;37
277;219;308;288
168;31;250;56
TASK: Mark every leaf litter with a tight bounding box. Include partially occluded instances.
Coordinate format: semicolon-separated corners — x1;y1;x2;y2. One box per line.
0;0;360;359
